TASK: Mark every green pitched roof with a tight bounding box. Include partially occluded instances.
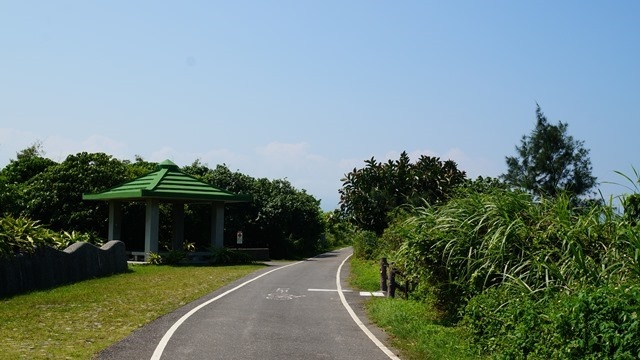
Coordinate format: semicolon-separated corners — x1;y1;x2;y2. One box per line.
83;160;252;203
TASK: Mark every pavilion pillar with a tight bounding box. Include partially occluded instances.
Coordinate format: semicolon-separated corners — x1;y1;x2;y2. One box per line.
145;199;160;261
172;202;185;251
211;202;225;248
108;201;122;241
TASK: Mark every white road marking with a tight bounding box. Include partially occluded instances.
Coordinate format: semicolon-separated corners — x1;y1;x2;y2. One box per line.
266;287;305;300
359;291;386;297
307;288;353;292
337;254;400;360
150;261;304;360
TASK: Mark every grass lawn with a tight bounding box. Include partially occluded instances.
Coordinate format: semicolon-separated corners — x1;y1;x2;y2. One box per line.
0;263;263;360
349;257;484;360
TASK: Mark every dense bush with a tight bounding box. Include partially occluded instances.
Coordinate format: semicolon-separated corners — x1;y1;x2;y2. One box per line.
183;162;325;258
351;230;380;260
392;188;638;316
0;215;103;258
464;283;640;359
322;210;356;250
209;247;254;265
147;250;188;265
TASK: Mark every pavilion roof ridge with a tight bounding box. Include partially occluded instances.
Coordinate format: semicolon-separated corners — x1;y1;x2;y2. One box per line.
83;159;252;203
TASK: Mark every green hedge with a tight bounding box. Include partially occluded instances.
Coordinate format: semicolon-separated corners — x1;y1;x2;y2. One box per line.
464;283;640;359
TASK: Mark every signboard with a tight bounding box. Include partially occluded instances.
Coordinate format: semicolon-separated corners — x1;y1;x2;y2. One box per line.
236;230;243;245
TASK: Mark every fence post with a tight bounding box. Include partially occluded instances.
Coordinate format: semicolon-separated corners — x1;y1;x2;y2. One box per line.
389;265;396;298
380;257;388;293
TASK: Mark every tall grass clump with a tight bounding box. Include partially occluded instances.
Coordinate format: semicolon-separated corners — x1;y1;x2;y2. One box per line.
394;189;537;313
384;176;640;358
394;186;640;317
350;166;640;358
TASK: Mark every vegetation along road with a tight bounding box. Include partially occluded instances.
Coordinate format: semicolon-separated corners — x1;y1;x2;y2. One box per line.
97;248;399;360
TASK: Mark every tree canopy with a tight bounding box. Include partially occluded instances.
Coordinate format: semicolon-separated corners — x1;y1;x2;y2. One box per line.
501;105;596;198
182;161;324;258
338;151;466;235
0;148;325;258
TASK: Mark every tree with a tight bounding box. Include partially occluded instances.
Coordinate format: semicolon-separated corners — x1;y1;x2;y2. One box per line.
182;161;325;258
1;142;56;184
502;105;596;198
22;152;130;233
0;143;57;217
339;151;466;235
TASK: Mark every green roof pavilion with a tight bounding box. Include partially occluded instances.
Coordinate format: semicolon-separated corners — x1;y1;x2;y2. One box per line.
83;160;252;261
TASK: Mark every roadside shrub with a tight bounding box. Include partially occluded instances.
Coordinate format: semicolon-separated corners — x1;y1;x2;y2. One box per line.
323;210;356;249
553;284;640;359
0;215;57;257
394;188;636;317
463;286;556;358
147;250;188;265
0;215;107;258
352;230;380;260
51;230;104;250
165;250;188;265
379;209;416;256
395;190;536;313
209;247;253;265
147;252;164;265
464;283;640;359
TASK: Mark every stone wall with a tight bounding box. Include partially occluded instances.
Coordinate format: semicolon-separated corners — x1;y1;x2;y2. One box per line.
0;240;127;298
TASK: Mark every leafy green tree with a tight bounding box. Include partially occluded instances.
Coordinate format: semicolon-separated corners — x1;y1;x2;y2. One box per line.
0;143;56;217
180;161;255;250
1;142;56;184
252;178;324;258
339;151;466;235
502;105;596;198
125;155;158;178
182;161;324;258
21;152;129;234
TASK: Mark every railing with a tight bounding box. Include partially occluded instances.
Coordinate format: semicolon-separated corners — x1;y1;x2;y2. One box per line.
380;257;412;298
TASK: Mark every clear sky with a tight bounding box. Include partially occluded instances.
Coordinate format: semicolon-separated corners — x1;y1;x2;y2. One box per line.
1;1;639;211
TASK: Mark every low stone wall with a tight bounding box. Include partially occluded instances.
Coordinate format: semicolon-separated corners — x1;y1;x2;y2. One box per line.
0;240;127;298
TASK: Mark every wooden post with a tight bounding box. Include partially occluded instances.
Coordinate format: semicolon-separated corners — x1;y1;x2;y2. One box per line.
380;258;388;293
389;265;397;298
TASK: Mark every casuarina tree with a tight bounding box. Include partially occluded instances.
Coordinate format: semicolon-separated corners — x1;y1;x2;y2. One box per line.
502;105;596;198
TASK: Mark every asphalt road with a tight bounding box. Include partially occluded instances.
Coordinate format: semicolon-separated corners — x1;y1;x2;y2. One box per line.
97;248;400;360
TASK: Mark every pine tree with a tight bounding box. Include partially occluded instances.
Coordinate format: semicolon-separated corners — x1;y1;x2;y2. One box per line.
502;105;596;197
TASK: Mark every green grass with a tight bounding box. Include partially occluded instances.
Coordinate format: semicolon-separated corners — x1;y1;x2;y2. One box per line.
349;257;382;291
0;263;263;360
349;257;484;360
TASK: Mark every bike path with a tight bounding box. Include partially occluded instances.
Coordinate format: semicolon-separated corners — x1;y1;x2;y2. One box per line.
97;248;399;360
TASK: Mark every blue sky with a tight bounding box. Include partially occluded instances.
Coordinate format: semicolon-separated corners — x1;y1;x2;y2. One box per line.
1;1;639;211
